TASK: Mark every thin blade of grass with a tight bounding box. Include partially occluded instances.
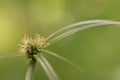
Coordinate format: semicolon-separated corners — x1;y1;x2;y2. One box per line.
0;53;24;59
34;55;56;80
38;54;60;80
41;49;84;72
46;20;116;41
25;58;36;80
0;56;24;78
48;21;120;45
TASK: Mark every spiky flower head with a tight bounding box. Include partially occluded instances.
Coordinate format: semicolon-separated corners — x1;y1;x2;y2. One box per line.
18;34;46;58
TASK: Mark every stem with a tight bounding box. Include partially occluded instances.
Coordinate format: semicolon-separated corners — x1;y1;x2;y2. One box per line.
25;57;36;80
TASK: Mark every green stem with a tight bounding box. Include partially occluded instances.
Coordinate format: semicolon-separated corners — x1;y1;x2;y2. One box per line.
25;57;36;80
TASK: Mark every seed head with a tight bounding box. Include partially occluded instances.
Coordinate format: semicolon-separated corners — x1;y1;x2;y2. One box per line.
18;34;46;58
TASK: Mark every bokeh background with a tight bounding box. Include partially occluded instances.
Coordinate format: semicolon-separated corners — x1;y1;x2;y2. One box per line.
0;0;120;80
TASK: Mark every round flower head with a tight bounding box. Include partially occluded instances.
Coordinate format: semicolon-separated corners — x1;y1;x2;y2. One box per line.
19;34;46;58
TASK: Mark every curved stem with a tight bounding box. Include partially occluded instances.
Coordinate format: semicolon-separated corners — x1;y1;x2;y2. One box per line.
25;57;36;80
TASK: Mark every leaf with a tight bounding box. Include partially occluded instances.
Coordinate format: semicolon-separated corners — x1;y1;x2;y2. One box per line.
0;53;24;59
34;55;59;80
41;49;84;72
46;20;114;41
46;20;120;45
38;54;59;80
0;56;25;79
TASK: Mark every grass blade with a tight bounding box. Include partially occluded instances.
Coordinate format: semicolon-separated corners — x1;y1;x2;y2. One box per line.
38;54;60;80
46;20;116;41
0;57;24;78
34;55;58;80
25;58;36;80
48;21;120;45
41;49;84;72
0;53;24;59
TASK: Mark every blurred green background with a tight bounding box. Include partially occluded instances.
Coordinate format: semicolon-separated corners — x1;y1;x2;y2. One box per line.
0;0;120;80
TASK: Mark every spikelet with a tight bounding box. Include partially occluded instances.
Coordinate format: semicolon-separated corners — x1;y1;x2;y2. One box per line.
18;34;46;58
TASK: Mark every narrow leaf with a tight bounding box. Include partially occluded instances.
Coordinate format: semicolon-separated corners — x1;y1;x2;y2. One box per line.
38;54;60;80
46;20;118;41
34;55;56;80
41;49;84;72
0;57;24;77
48;21;120;45
0;53;24;59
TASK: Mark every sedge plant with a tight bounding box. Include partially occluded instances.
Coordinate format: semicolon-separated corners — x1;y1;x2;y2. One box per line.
0;20;120;80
